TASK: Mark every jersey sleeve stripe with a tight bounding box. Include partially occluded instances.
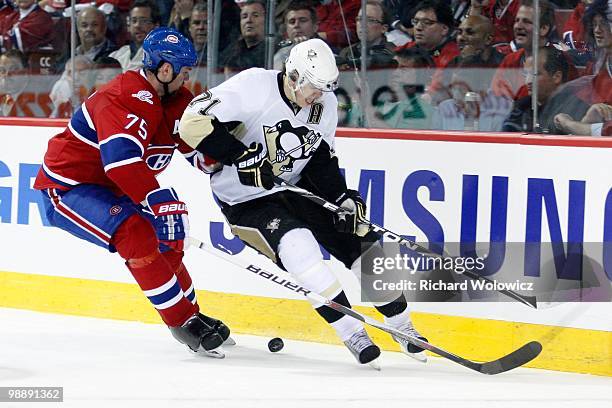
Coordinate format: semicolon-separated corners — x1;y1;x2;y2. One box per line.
81;102;96;130
100;134;145;156
42;162;80;186
100;136;144;170
68;122;99;149
68;107;99;149
103;157;142;172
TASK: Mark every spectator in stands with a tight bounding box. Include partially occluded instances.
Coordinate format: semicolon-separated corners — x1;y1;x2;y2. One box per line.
51;7;118;107
455;14;505;67
170;0;194;36
396;0;459;69
109;0;160;72
554;103;612;135
89;57;122;89
395;0;459;104
338;1;396;70
562;0;593;50
502;46;570;132
373;47;435;129
273;0;297;35
49;54;94;117
0;0;55;54
274;2;321;70
583;0;612;73
0;49;29;116
433;57;513;131
189;2;208;65
223;0;266;73
467;0;521;46
75;7;117;64
491;0;557;101
315;0;360;49
540;0;612;132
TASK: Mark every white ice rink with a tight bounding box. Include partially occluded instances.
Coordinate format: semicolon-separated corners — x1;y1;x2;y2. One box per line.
0;308;610;408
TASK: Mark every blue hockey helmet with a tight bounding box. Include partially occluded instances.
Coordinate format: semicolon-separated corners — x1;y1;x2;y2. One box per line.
142;27;197;75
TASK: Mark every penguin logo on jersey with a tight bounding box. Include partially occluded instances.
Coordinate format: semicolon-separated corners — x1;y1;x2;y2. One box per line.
263;120;321;173
266;218;281;233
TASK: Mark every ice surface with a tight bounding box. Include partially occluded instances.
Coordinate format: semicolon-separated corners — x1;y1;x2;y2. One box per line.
0;308;610;408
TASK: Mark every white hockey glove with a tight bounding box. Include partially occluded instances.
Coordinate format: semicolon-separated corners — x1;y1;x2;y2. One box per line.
334;190;371;237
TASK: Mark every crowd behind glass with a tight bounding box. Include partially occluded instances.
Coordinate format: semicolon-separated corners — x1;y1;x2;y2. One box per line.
0;0;610;136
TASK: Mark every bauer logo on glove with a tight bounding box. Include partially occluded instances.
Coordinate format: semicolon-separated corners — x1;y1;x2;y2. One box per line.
232;142;274;190
158;203;187;214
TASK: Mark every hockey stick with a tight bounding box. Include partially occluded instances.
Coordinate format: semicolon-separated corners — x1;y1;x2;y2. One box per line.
274;177;538;309
188;237;543;375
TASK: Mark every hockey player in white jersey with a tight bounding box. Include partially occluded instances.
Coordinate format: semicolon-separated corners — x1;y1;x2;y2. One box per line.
179;38;427;367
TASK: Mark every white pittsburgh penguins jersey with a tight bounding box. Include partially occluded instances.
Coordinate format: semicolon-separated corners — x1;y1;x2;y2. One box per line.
185;68;338;205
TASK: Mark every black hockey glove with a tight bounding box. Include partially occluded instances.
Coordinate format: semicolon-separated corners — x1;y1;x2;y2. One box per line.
232;142;274;190
334;190;371;236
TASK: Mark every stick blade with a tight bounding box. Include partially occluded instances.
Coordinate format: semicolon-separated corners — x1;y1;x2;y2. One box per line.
478;341;543;375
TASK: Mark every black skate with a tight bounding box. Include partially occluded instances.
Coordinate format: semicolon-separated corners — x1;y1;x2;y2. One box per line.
198;313;236;346
390;321;428;363
343;328;381;370
169;314;225;358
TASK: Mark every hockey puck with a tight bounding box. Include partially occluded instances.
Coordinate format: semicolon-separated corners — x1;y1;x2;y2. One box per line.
268;337;284;352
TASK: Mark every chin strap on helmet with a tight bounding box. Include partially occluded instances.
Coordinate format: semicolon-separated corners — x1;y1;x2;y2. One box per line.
152;60;180;97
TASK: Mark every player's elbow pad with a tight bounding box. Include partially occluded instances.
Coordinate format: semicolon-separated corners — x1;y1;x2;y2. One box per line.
179;114;245;165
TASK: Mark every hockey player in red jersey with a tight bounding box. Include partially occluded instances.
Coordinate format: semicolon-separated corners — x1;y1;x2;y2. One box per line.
34;27;231;358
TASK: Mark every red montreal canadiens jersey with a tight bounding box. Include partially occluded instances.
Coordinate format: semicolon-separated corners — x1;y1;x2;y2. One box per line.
34;70;198;204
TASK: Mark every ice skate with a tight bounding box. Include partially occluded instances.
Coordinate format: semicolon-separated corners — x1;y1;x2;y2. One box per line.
169;314;226;358
199;313;236;346
343;328;381;370
388;320;428;363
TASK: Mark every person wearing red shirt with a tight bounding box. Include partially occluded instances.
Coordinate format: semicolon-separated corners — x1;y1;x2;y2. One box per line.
0;0;54;53
491;0;556;100
467;0;521;46
395;0;460;104
315;0;360;49
34;28;231;357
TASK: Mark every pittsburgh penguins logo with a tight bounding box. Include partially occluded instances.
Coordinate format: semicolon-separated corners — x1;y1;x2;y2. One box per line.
263;120;321;173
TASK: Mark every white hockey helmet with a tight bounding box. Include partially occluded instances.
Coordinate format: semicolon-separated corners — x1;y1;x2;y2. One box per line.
285;38;339;93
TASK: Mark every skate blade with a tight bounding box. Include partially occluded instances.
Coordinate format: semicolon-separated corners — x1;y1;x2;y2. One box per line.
223;336;236;346
193;345;226;359
368;359;382;371
403;350;427;363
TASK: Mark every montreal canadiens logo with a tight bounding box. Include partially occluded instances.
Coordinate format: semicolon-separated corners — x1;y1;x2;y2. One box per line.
109;205;122;216
166;34;179;44
146;153;173;170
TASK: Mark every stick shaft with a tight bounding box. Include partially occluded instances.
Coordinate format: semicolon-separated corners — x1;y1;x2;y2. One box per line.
274;177;537;309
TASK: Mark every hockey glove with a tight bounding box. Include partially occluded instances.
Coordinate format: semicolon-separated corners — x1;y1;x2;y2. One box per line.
232;142;274;190
334;190;371;237
142;187;189;252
